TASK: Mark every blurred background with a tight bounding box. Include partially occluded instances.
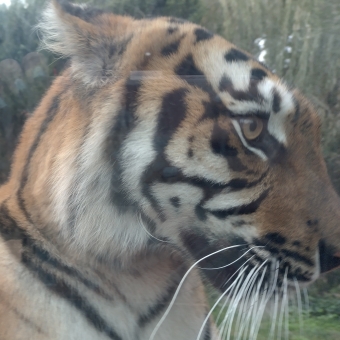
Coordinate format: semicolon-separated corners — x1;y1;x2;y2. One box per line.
1;0;340;338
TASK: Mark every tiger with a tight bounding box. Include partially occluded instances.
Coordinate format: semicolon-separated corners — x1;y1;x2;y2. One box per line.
0;0;340;339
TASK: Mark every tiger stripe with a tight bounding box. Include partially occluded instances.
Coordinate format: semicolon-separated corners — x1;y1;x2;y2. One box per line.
0;1;339;339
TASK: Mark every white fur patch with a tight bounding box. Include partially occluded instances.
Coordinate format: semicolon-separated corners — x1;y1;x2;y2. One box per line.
203;187;263;211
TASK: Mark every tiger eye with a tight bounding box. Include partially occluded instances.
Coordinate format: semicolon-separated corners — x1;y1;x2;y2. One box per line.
239;117;264;141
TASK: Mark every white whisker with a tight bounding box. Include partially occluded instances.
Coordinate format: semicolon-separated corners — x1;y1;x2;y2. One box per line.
219;269;249;339
250;265;269;339
303;287;310;318
215;268;243;326
197;255;257;340
225;266;258;340
138;213;171;243
198;246;263;270
253;257;279;340
283;270;289;340
234;272;257;339
219;256;258;339
235;266;261;339
238;275;258;340
149;244;245;340
293;277;303;335
215;269;242;325
268;260;280;340
277;267;287;340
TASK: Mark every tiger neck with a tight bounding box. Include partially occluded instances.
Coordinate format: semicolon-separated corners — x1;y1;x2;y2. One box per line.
0;189;177;277
0;186;160;272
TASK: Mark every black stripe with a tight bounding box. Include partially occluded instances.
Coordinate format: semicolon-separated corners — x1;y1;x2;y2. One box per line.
265;232;286;245
207;188;269;220
162;39;182;56
22;253;122;340
272;89;281;113
0;203;25;240
140;88;188;220
293;100;301;122
251;68;267;81
58;1;104;22
224;49;249;63
1;202;114;300
108;79;140;213
0;203;120;337
219;74;263;103
141;154;168;222
210;122;247;172
195;205;207;221
194;28;214;43
154;88;188;152
170;196;180;208
281;249;314;267
167;26;179;35
25;239;113;300
175;54;204;77
17;94;62;224
175;55;215;95
253;238;314;267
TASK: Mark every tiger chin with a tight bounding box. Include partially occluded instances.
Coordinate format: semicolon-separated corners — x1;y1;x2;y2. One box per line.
0;0;339;339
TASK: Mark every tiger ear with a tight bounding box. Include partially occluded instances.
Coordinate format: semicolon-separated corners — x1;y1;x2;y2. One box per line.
38;0;134;86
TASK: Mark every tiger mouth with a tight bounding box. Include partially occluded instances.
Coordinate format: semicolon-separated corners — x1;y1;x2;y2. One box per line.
181;232;317;292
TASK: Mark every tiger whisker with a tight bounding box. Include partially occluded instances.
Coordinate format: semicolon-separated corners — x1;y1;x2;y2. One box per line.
218;259;257;339
247;260;277;340
245;287;259;340
303;287;310;318
215;267;243;325
268;260;280;340
236;261;268;340
219;269;248;340
235;272;258;340
283;270;289;340
138;213;171;244
293;277;304;336
198;245;263;270
197;255;258;340
225;267;259;340
250;265;269;339
245;260;275;340
198;268;246;340
149;244;246;340
277;267;288;340
234;267;259;339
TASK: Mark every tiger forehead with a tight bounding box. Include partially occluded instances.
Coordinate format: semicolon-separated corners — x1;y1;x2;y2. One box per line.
125;18;297;123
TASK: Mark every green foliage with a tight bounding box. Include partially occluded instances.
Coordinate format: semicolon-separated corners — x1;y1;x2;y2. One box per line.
211;299;340;339
309;295;340;318
75;0;203;21
0;0;45;61
218;0;340;102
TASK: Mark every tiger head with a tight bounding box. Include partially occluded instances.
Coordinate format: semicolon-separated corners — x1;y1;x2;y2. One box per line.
6;0;340;293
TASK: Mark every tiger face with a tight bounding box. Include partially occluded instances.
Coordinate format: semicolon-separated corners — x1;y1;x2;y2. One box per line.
10;0;340;298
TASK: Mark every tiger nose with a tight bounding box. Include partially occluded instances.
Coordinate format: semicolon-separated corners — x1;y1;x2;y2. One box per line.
319;240;340;274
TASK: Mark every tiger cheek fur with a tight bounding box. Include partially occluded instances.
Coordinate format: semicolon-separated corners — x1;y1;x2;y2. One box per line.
0;0;339;339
